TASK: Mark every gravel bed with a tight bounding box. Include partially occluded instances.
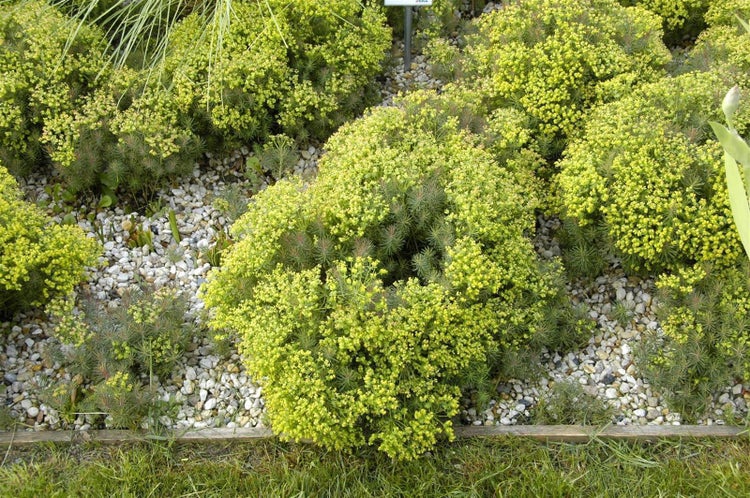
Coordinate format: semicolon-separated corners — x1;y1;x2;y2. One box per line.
2;30;748;434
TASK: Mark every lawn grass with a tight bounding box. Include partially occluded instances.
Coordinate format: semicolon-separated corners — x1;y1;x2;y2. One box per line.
2;436;749;497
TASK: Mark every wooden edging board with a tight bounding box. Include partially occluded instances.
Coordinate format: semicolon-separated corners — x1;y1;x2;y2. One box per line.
0;425;745;447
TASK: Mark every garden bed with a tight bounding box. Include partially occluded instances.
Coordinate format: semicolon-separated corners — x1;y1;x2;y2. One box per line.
2;53;747;438
3;0;750;462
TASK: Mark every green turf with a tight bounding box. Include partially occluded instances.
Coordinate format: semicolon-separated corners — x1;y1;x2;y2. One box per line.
2;436;749;497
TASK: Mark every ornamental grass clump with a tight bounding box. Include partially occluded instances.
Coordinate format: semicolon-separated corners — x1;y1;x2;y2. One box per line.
556;70;746;275
426;0;670;160
203;91;580;460
0;163;100;319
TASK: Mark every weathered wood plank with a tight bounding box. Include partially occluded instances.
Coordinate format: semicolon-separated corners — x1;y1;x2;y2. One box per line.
168;427;275;441
454;424;746;442
0;425;745;447
0;427;274;446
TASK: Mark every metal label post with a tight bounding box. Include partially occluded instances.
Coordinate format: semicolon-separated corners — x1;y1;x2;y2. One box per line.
404;7;413;72
384;0;433;72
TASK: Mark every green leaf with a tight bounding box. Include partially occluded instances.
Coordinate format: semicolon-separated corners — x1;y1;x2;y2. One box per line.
736;14;750;34
61;189;77;203
62;213;77;225
168;209;181;244
723;152;750;260
710;121;750;194
98;194;115;208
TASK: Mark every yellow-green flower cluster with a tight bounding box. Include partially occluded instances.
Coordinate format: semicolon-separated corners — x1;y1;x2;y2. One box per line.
203;91;562;459
128;288;174;326
430;0;670;158
682;26;750;125
46;294;92;346
409;0;484;39
704;0;750;27
104;371;135;392
557;71;743;273
45;63;203;194
0;164;100;318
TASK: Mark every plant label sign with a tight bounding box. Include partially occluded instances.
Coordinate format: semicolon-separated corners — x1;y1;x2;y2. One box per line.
384;1;433;5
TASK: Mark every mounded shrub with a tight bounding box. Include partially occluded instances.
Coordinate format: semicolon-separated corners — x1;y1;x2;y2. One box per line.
203;91;580;460
0;163;100;318
46;286;193;428
624;0;750;44
634;20;750;418
427;0;670;160
163;0;390;144
43;66;206;195
13;1;390;196
414;0;487;39
0;0;198;196
681;18;750;85
556;70;746;274
0;0;108;177
591;21;750;416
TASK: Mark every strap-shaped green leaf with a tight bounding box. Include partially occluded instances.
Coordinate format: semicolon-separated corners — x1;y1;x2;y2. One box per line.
723;151;750;259
710;121;750;194
737;14;750;34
